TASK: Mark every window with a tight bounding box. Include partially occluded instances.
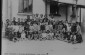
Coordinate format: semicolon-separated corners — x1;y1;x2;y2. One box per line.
18;0;33;13
50;1;61;16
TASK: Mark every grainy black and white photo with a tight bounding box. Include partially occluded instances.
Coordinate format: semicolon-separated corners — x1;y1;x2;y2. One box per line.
2;0;85;55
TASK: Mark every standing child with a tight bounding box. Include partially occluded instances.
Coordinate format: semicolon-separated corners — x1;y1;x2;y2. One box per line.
12;17;17;25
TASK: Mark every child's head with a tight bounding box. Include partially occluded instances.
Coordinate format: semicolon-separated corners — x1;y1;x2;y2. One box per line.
6;19;10;23
40;14;43;18
36;14;39;17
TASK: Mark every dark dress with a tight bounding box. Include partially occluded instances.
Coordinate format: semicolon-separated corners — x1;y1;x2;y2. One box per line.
40;25;45;31
71;25;77;33
12;20;17;25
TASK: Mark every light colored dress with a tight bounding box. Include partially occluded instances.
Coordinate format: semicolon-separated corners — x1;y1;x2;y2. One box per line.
21;32;26;39
42;33;47;38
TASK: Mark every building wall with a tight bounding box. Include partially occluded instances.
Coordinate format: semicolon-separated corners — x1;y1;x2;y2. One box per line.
9;0;45;21
33;0;45;15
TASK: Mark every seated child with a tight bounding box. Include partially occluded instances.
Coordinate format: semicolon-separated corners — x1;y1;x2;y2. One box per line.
12;32;18;42
19;25;24;33
66;32;71;42
49;31;54;40
34;31;38;40
46;30;50;40
17;31;21;39
41;31;47;40
76;33;83;43
21;30;26;40
12;17;17;25
29;24;34;32
54;31;59;39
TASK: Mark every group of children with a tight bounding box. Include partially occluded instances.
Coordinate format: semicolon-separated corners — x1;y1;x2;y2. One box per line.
5;14;83;44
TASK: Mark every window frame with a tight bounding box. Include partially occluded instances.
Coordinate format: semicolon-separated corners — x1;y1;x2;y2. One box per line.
18;0;33;15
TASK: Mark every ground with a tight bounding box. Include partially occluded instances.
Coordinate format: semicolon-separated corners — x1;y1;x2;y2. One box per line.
1;32;85;55
2;36;85;55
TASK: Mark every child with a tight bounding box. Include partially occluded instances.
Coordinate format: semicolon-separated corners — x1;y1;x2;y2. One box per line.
12;32;18;42
12;17;17;25
48;23;53;32
76;23;82;35
54;31;59;39
21;30;26;41
20;18;24;26
40;23;45;32
45;23;49;31
17;18;21;25
66;32;71;43
17;31;21;40
34;32;38;40
29;24;34;32
33;23;38;32
46;30;50;40
37;23;40;32
41;31;47;40
67;23;71;32
76;33;83;43
49;31;54;40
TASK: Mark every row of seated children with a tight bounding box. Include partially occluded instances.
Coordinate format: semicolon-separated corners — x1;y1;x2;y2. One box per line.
5;15;83;44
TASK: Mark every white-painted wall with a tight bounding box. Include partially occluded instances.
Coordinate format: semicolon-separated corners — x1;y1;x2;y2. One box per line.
33;0;45;15
9;0;46;21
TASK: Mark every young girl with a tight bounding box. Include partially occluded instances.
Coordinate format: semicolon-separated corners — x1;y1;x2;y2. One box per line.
48;23;53;32
41;31;47;40
45;23;49;31
49;31;54;40
54;31;59;40
12;32;18;42
40;23;45;32
21;30;26;41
